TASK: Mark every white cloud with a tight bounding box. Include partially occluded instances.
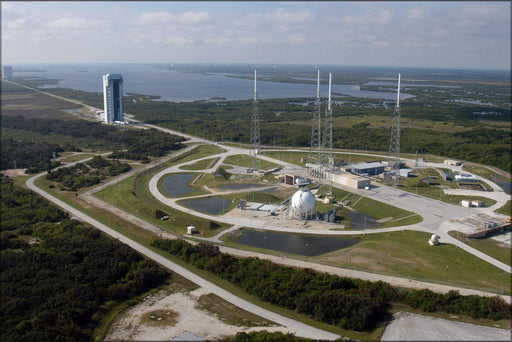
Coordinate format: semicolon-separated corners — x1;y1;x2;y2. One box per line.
178;11;210;24
267;8;315;24
47;17;101;29
138;11;172;25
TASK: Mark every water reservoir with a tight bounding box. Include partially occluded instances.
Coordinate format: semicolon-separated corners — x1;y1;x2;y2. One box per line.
237;229;360;256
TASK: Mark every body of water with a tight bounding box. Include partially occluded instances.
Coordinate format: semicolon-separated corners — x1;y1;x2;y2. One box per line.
13;63;412;102
237;229;360;256
161;173;197;197
181;196;231;215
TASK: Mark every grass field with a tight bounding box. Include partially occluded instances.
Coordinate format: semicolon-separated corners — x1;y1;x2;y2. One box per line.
313;230;510;295
495;200;511;216
447;231;511;266
179;157;218;170
223;154;280;170
222;228;510;296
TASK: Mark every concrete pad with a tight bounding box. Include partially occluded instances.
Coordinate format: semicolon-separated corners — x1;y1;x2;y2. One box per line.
381;312;510;341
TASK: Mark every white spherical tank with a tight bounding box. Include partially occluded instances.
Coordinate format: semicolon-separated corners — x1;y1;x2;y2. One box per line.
290;188;316;219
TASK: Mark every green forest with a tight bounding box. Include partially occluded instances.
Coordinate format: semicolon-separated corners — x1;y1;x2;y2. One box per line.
152;239;511;332
0;176;170;341
1;115;185;172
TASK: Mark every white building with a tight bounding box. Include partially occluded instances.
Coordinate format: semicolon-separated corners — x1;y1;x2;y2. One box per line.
102;74;124;124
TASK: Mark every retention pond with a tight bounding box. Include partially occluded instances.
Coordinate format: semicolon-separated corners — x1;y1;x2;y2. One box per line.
237;229;360;256
181;196;231;215
162;173;197;197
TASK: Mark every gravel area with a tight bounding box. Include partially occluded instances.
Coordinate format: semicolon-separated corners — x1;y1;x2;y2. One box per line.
381;312;511;341
105;287;291;341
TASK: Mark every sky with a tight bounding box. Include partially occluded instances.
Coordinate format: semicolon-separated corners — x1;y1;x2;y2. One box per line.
2;1;510;70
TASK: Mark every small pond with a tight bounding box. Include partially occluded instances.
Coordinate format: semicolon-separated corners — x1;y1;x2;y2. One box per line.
181;196;231;215
345;212;379;229
236;229;360;256
162;173;197;197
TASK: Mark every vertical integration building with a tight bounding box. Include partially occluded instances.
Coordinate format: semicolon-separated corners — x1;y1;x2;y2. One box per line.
102;74;123;123
2;66;13;79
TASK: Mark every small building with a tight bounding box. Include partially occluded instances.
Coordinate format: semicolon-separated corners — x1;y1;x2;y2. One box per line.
443;170;453;181
460;200;471;208
455;174;477;182
347;162;385;176
471;200;485;207
187;225;197;234
399;168;413;178
444;159;461;166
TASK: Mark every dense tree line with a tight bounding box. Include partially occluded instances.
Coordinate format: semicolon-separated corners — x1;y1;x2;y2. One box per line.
0;176;169;341
1;116;185;171
0;138;64;172
152;239;510;332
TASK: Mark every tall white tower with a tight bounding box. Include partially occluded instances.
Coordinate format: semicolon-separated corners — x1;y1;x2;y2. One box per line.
103;74;124;124
321;73;333;195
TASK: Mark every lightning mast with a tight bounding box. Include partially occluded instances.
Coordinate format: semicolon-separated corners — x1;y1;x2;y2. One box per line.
322;72;333;195
250;69;261;170
388;72;401;186
309;69;322;165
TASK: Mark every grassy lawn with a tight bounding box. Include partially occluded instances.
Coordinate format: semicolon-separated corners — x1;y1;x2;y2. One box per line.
350;196;423;227
179;157;218;170
495;200;511;216
223;154;280;170
313;230;510;295
96;174;225;237
447;231;511;266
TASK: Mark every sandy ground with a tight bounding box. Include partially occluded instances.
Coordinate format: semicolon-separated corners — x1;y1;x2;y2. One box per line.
105;286;292;341
381;311;511;341
1;169;27;177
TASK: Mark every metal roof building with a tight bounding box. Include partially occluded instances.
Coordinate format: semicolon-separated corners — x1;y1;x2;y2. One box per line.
347;162;385;176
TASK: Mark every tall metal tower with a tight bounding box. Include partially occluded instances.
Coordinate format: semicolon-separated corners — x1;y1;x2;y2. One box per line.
309;69;322;165
250;69;261;170
388;73;401;186
322;73;333;195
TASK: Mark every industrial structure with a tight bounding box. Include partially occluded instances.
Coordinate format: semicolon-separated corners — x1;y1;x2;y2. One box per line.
102;74;124;124
289;187;317;220
250;70;261;170
388;73;402;185
1;66;13;79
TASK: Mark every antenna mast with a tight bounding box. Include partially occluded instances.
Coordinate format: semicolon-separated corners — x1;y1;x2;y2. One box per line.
322;72;333;195
388;72;401;186
309;69;322;164
250;69;261;170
